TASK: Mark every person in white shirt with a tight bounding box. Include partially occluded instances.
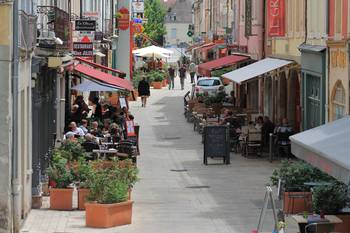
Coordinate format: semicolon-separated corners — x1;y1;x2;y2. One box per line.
66;121;85;138
189;61;196;84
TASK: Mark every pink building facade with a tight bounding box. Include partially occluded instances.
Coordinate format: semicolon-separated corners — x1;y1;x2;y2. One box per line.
233;0;264;60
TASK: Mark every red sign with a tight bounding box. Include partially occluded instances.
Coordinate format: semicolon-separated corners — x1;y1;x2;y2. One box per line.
118;7;130;30
267;0;285;37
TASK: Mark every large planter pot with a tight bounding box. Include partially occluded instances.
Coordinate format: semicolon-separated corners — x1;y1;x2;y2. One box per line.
78;188;90;210
152;81;163;89
49;188;73;210
162;79;167;87
283;192;312;214
334;214;350;233
85;201;133;228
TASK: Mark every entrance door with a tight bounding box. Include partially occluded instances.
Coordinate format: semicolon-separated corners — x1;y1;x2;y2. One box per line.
306;74;321;129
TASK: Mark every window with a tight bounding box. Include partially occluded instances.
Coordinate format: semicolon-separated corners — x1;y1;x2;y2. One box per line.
171;28;177;39
335;0;342;34
332;81;346;120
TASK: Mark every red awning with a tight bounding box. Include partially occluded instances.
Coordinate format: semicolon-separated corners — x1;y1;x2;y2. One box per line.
197;55;250;77
74;64;133;91
75;57;126;77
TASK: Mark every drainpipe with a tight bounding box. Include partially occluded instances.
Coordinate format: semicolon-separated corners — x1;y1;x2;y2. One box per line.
11;0;21;232
304;0;308;44
325;0;329;123
262;0;266;58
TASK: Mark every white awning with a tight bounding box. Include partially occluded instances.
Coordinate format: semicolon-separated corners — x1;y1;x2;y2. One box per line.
222;58;293;84
290;116;350;184
72;80;121;92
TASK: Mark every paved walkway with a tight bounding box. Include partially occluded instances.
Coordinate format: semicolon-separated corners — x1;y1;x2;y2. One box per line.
21;77;298;233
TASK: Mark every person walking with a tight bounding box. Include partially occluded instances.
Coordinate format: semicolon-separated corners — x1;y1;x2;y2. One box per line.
189;61;196;84
138;77;150;107
178;65;187;90
168;65;175;90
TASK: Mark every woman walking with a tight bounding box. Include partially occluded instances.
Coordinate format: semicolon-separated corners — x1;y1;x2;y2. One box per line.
138;77;150;107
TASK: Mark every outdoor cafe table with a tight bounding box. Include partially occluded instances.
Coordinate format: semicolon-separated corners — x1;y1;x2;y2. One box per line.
92;149;129;160
291;214;343;233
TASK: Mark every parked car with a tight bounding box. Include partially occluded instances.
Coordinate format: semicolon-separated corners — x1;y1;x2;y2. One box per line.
195;77;225;96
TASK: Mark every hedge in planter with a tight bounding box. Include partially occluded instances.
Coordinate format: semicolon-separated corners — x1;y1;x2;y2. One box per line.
48;155;74;210
85;160;139;228
270;160;334;214
72;158;93;210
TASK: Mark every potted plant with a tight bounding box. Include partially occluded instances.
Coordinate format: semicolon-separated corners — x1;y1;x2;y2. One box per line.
150;70;164;89
85;160;139;228
48;154;74;210
312;181;350;232
72;158;92;210
270;160;333;214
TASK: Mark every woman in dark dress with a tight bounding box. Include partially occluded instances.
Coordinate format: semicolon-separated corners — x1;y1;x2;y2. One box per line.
138;77;150;107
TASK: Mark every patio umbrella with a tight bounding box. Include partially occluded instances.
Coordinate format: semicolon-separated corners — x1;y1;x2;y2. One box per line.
132;45;174;55
135;50;170;59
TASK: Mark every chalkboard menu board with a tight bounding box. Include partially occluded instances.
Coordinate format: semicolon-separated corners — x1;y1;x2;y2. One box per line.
203;125;230;165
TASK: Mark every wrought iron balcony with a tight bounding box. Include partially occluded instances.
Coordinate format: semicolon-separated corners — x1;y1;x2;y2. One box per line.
19;10;37;52
36;6;71;50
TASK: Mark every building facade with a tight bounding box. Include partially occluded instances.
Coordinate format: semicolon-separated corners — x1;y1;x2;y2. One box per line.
327;0;350;122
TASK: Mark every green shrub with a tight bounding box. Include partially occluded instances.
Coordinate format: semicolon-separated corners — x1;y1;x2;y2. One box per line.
87;160;139;204
72;157;92;188
47;154;74;188
312;182;347;214
270;160;335;192
57;140;87;161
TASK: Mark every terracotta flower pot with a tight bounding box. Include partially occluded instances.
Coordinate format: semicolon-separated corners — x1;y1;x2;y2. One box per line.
152;81;163;89
49;188;74;210
85;201;133;228
78;188;90;210
42;182;49;196
162;79;167;87
283;192;312;214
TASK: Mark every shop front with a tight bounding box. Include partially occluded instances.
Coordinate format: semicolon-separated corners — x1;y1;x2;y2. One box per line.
299;44;327;130
327;41;349;122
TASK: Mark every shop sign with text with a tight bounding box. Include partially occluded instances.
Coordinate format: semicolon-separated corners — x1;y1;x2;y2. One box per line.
75;20;96;31
73;42;93;56
118;7;130;30
267;0;285;37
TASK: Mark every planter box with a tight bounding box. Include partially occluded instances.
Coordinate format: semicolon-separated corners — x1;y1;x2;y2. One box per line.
334;214;350;233
152;81;162;89
49;188;73;210
283;192;312;214
85;201;133;228
162;79;167;87
78;188;90;210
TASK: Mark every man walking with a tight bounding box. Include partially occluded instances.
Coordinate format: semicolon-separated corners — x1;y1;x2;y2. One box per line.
168;65;175;90
178;65;187;90
189;61;196;84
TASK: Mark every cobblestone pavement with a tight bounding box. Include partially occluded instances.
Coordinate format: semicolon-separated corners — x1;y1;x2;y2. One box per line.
21;77;298;233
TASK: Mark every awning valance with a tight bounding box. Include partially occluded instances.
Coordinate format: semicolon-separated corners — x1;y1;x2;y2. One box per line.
222;58;293;84
72;80;121;92
74;64;133;91
197;55;250;77
75;57;126;77
290;117;350;184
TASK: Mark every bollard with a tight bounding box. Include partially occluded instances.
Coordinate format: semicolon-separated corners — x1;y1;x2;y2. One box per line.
269;133;273;163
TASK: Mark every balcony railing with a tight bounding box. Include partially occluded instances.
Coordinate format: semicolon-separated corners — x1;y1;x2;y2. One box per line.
36;6;71;50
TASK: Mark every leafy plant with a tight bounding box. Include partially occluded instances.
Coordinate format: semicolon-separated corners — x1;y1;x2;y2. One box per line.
87;160;139;204
58;140;87;161
144;0;167;45
72;157;92;188
270;160;335;192
148;70;164;82
312;182;348;214
47;154;74;189
203;92;227;107
211;66;235;77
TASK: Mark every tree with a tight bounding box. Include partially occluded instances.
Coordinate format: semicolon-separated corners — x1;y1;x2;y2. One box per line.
144;0;167;45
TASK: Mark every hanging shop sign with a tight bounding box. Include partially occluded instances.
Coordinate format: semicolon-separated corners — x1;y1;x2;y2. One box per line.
118;7;130;30
267;0;285;37
132;2;144;13
75;20;96;31
73;42;93;56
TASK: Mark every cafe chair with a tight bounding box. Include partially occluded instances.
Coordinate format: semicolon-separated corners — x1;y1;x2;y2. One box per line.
305;222;335;233
244;129;262;158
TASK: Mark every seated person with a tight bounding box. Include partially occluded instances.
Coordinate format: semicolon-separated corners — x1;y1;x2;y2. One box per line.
90;121;102;137
221;110;240;129
102;119;111;135
255;116;264;130
82;133;100;152
65;121;85;138
63;131;77;142
110;123;122;142
79;119;89;135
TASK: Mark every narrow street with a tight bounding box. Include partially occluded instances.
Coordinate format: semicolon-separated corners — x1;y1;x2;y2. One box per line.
22;79;298;233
